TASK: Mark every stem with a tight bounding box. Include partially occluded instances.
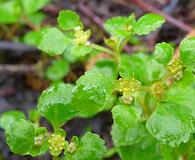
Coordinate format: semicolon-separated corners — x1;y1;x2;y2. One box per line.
137;95;149;116
104;147;117;158
90;43;114;55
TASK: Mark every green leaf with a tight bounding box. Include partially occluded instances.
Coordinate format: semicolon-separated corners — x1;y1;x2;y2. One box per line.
154;42;174;64
37;83;77;129
6;119;35;155
70;45;92;57
23;30;41;46
72;70;113;117
111;105;145;146
20;0;50;14
146;102;195;147
92;59;118;81
0;1;21;24
57;10;83;30
70;132;106;160
180;37;195;71
166;84;195;119
134;13;165;35
46;59;70;81
104;14;135;39
119;53;166;84
0;110;25;131
38;27;71;56
118;134;162;160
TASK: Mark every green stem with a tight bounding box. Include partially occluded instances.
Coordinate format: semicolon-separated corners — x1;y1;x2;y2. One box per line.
137;95;149;117
104;147;117;158
90;43;114;55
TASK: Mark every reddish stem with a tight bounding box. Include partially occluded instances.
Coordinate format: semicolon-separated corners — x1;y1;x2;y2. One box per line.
130;0;192;32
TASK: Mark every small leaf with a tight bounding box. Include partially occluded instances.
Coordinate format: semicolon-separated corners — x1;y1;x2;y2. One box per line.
104;14;135;39
57;10;83;30
134;13;165;35
37;83;77;129
146;102;194;147
6;119;35;155
46;59;70;81
0;1;21;24
180;37;195;71
38;27;71;56
23;30;41;46
70;45;92;57
0;110;25;131
154;42;174;64
72;70;113;117
70;132;106;160
20;0;50;14
111;105;145;146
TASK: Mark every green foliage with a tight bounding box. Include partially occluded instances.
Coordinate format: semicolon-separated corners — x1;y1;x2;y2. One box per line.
111;105;145;146
38;28;70;56
0;110;25;130
119;53;166;84
2;8;195;160
72;70;113;117
37;83;77;129
20;0;50;15
147;102;195;147
104;14;135;39
118;134;162;160
67;132;107;160
154;42;174;64
134;13;165;35
45;59;70;81
6;119;35;155
0;1;21;24
180;37;195;71
58;10;83;30
0;0;50;24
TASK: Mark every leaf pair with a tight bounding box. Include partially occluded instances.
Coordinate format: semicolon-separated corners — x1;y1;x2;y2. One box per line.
104;13;165;39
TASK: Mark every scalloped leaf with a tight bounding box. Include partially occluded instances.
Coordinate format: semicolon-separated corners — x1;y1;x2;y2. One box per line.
0;110;26;131
57;10;83;30
69;132;106;160
146;102;195;147
37;83;77;129
38;27;71;56
111;105;145;146
180;37;195;71
72;70;113;117
6;119;35;155
154;42;174;64
134;13;165;35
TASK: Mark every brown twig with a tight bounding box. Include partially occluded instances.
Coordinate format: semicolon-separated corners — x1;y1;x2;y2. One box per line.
0;87;15;97
130;0;192;32
77;3;104;29
0;41;38;55
0;64;35;74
